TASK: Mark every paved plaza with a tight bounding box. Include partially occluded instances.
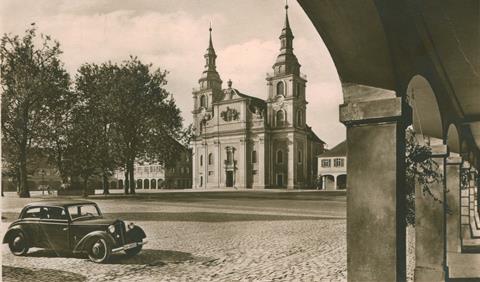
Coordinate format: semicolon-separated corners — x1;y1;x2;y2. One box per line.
1;190;412;281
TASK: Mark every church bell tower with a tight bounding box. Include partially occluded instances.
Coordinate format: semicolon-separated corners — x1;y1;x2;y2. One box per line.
192;26;223;137
267;3;307;130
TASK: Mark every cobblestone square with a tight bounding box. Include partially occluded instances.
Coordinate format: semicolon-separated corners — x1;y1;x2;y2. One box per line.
2;191;350;281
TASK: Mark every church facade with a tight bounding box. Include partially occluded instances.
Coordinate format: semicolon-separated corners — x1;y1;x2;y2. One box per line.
190;6;325;189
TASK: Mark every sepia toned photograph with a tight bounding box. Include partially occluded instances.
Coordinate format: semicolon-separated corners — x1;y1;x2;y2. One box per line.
1;0;479;281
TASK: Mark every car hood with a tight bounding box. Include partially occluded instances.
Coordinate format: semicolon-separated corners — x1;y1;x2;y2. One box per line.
71;218;122;226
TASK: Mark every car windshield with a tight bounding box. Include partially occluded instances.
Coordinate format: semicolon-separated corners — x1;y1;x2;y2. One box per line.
68;204;101;221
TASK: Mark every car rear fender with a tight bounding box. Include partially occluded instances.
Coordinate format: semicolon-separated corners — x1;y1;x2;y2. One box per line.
3;225;30;245
73;231;115;253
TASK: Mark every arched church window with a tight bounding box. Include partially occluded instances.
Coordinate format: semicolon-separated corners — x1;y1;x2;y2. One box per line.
276;81;284;96
296;83;301;97
276;110;286;127
208;153;213;165
277;150;283;164
252;150;257;163
227;150;233;162
200;95;207;108
200;155;203;166
298;150;303;164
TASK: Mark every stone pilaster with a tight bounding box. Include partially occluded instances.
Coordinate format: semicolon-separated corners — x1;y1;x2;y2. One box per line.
339;83;409;282
254;136;266;189
215;139;221;188
287;133;295;189
414;144;447;282
237;138;247;188
192;144;198;188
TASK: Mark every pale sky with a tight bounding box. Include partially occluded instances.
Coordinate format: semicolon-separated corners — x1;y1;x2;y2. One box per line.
0;0;346;147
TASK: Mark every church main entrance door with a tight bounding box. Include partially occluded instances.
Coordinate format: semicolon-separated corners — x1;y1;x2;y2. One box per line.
226;171;234;187
277;174;284;187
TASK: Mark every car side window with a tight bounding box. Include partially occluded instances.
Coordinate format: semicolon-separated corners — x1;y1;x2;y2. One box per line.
44;207;67;220
22;207;42;219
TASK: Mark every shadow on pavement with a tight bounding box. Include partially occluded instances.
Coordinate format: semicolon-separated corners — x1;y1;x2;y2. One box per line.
2;212;343;223
102;211;342;222
2;265;86;282
108;249;207;266
20;248;211;267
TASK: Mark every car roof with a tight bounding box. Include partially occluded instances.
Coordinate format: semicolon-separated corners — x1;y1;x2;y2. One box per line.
24;199;97;208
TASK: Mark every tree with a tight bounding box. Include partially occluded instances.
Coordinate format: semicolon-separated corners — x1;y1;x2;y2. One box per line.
1;24;70;197
109;57;183;194
74;63;120;195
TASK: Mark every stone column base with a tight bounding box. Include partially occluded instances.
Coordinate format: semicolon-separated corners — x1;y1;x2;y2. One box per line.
414;266;446;282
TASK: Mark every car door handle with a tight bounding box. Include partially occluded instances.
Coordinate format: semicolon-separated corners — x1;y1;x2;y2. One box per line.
62;227;68;231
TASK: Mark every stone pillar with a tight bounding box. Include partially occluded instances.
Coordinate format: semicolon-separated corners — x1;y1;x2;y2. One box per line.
339;84;409;282
446;155;462;257
414;144;447;282
461;163;470;226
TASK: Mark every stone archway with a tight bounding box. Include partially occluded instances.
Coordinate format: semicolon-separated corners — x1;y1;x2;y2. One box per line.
407;75;447;280
336;174;347;190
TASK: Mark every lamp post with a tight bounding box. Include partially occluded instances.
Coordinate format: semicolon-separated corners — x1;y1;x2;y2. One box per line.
39;169;46;195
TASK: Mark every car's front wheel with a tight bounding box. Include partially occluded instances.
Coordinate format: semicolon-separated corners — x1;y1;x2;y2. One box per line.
124;245;142;257
8;232;29;256
87;238;111;263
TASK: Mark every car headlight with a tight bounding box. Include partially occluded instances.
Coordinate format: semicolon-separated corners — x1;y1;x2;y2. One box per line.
108;225;115;233
128;222;135;230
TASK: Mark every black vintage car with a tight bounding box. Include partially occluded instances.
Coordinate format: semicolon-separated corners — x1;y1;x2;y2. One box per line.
3;200;147;263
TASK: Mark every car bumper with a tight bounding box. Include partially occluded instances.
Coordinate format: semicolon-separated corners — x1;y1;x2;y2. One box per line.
112;238;147;253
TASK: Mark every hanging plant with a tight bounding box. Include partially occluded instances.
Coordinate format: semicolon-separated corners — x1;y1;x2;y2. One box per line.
460;167;470;190
405;127;444;226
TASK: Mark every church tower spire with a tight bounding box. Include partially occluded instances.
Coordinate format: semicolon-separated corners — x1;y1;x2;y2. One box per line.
273;2;300;76
198;24;222;90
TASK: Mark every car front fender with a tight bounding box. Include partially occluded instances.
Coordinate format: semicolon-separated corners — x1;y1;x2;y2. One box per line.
73;231;116;254
125;226;146;243
3;225;30;245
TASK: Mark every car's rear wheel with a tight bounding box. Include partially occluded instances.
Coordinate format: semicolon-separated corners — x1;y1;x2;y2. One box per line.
124;245;142;257
8;232;29;256
87;238;111;263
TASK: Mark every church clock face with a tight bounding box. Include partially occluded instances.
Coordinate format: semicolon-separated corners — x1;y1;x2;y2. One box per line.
274;94;285;109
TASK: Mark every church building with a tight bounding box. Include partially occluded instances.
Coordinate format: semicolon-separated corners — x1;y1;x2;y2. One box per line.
190;5;325;189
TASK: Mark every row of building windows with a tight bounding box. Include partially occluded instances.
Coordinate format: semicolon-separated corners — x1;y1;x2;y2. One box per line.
134;165;163;173
321;158;345;168
200;149;304;166
275;110;303;127
275;81;303;97
169;167;190;174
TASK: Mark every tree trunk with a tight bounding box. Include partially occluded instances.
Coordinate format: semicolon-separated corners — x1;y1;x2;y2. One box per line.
128;160;135;194
82;177;89;198
102;172;110;195
124;167;129;194
18;149;30;198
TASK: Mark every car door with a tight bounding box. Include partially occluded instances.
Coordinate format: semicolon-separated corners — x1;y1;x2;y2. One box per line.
38;207;70;253
20;206;43;247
